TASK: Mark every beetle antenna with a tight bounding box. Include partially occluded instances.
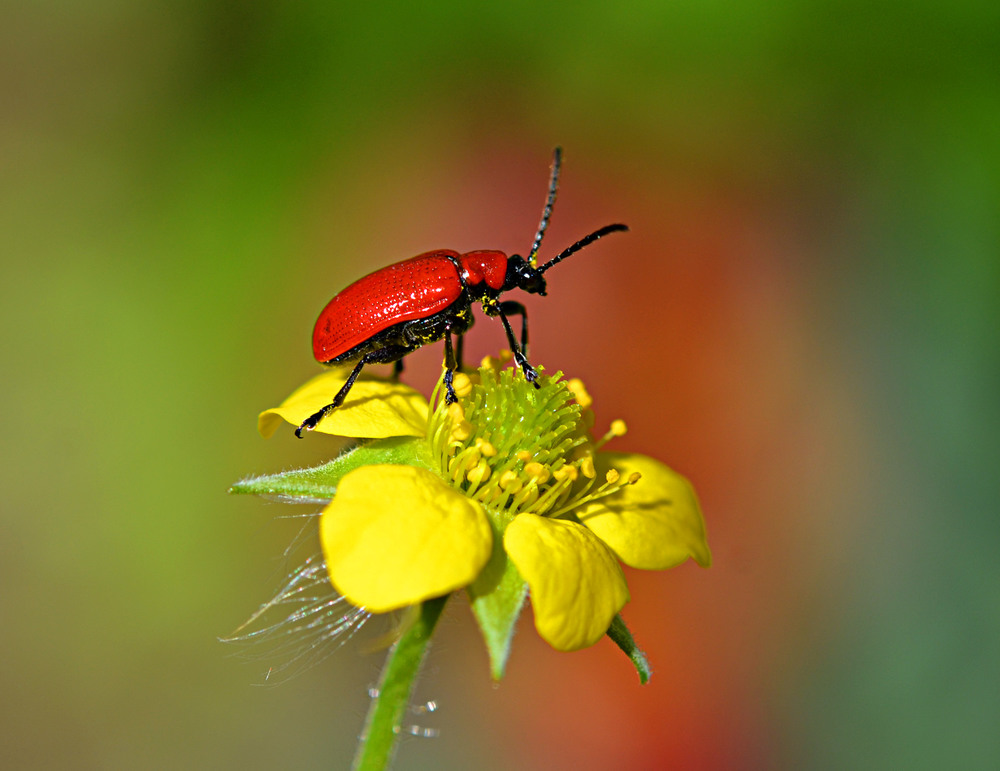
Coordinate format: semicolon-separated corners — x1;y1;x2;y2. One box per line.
538;223;629;274
527;147;562;267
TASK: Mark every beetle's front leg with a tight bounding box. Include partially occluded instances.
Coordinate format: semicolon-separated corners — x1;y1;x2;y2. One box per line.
498;300;530;358
495;303;540;388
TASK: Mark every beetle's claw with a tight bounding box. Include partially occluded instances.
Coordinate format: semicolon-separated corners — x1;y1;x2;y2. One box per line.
296;408;327;438
516;355;540;385
513;351;535;377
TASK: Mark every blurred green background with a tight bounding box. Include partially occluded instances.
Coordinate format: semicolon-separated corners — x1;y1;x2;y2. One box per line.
3;1;998;768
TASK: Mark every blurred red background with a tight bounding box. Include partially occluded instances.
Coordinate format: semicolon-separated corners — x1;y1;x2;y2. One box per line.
2;2;997;769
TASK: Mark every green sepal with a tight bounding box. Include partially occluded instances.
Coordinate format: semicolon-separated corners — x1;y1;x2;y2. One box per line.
229;436;435;501
606;613;652;684
467;508;527;681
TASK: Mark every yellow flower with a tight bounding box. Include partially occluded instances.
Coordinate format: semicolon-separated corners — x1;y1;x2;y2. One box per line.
259;361;711;659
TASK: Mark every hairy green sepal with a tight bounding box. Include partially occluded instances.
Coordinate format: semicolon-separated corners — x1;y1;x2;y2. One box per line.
606;613;652;684
466;508;528;680
229;437;434;500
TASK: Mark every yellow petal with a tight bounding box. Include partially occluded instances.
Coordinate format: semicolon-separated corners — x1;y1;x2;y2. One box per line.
258;368;429;439
578;452;712;570
504;514;629;651
321;465;492;612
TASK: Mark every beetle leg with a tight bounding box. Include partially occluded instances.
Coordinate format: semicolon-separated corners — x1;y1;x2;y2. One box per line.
496;304;540;388
443;330;458;403
296;357;369;437
498;300;530;358
296;344;412;437
455;333;465;372
392;358;404;381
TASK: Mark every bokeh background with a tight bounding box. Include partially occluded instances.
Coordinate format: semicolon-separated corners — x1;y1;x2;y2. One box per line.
3;2;998;768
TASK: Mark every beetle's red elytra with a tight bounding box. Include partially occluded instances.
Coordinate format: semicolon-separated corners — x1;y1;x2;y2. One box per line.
296;148;628;438
311;250;508;363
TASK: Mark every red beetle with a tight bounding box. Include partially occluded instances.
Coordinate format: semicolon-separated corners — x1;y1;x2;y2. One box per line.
296;148;628;437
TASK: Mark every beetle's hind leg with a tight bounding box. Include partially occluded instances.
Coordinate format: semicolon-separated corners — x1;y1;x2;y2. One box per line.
297;345;411;437
296;358;368;437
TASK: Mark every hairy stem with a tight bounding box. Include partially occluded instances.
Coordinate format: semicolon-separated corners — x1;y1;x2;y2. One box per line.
352;595;449;771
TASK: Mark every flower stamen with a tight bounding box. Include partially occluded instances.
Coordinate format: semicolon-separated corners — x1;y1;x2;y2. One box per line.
426;363;643;525
565;378;593;409
547;467;639;520
594;418;628;450
452;372;474;399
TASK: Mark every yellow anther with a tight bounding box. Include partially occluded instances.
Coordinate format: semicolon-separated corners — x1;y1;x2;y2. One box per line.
480;355;501;370
498;349;514;363
467;461;491;485
516;450;533;463
499;470;521;492
449;420;473;442
605;468;620;485
566;378;593;409
628;471;642;485
524;462;551;485
594;417;628;450
452;372;473;398
475;438;497;457
552;464;579;483
446;401;473;441
579;455;596;479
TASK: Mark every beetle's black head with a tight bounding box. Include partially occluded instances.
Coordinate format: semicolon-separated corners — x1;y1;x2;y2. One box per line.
504;255;547;296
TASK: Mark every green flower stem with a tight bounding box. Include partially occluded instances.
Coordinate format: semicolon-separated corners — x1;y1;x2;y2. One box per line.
353;594;449;771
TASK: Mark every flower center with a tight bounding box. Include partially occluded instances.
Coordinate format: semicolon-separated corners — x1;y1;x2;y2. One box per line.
427;358;638;520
